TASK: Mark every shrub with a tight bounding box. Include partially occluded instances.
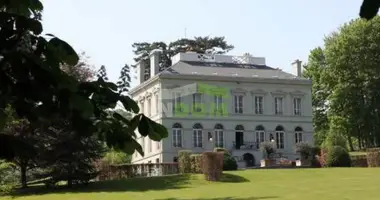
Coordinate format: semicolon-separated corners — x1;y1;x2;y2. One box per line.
102;149;131;165
178;150;192;173
201;152;223;181
366;148;380;167
190;154;202;173
213;148;237;171
326;146;351;167
0;160;17;193
350;155;368;167
260;141;276;159
322;131;348;151
295;142;313;160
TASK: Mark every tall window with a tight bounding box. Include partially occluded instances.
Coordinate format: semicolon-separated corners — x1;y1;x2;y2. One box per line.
214;95;223;114
255;96;264;114
140;101;145;114
293;97;302;116
275;125;285;149
193;123;203;148
148;138;152;153
255;125;265;149
295;127;303;143
141;138;145;153
234;95;243;114
274;97;283;115
156;141;160;150
147;98;151;116
155;94;159;114
214;124;224;148
192;93;202;113
172;93;182;114
172;123;182;147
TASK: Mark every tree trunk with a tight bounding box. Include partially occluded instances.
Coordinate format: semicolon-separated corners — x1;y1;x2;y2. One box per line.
347;136;354;151
20;163;27;189
67;163;73;188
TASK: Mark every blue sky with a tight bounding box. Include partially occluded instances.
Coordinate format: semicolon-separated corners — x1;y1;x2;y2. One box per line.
42;0;362;86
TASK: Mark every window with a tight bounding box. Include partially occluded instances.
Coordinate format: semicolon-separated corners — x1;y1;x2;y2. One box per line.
140;101;145;114
255;96;264;114
156;141;160;150
148;138;152;153
172;93;182;114
141;138;145;154
193;123;203;148
192;93;203;112
234;95;243;114
214;124;224;148
293;98;301;115
255;125;265;149
155;94;159;114
147;98;151;116
274;97;283;115
156;158;160;163
214;95;223;114
172;123;182;147
295;127;303;143
275;126;285;149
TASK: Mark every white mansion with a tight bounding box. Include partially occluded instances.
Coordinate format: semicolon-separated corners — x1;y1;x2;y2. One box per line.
130;51;313;167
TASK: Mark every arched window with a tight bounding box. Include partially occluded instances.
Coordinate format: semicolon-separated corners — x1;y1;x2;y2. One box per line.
172;123;182;147
275;125;285;149
214;124;224;148
193;123;203;148
295;127;303;143
235;125;245;131
255;125;266;148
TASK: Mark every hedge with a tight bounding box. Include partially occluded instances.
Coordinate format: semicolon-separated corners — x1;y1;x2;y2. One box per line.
190;154;202;174
367;148;380;167
350;155;368;167
201;152;224;181
178;150;192;173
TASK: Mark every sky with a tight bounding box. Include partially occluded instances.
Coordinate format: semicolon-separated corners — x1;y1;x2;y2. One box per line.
42;0;362;87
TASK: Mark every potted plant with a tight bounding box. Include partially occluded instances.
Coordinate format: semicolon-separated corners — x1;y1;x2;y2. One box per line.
295;142;312;167
260;141;276;167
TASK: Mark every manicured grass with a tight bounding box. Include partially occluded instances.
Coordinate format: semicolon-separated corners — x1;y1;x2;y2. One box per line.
1;168;380;200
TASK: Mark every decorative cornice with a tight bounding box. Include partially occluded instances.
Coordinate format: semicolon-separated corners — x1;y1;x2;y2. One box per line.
138;95;145;102
145;92;152;99
231;88;248;95
290;90;306;96
152;87;160;94
271;89;287;96
251;89;267;95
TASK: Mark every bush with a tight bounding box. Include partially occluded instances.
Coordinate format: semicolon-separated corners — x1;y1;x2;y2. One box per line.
178;150;192;173
350;155;368;167
201;152;224;181
260;141;276;159
0;160;17;193
326;146;351;167
322;131;348;151
102;149;131;165
190;154;202;173
295;142;313;160
366;148;380;167
213;148;237;171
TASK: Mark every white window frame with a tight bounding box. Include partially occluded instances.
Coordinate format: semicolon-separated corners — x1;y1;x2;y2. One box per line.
140;100;145;114
295;132;303;143
214;95;223;114
155;94;159;114
215;129;224;148
192;93;203;113
254;96;264;114
293;97;302;116
148;138;152;153
172;93;183;114
141;138;145;153
156;141;161;150
234;95;244;114
274;97;283;115
256;130;265;144
193;128;203;148
147;97;152;116
172;128;182;147
275;131;285;149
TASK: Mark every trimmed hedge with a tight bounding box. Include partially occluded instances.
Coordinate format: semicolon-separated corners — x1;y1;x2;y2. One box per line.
325;146;351;167
367;148;380;167
213;148;237;171
201;152;224;181
350;155;368;167
190;154;202;173
178;150;192;173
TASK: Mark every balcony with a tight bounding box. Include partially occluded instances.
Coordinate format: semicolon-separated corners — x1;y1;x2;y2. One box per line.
232;141;259;151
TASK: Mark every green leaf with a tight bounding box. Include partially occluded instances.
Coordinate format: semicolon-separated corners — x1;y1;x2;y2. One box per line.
137;115;152;136
70;95;94;118
0;110;7;131
48;37;79;66
152;122;169;139
119;96;139;113
129;114;141;131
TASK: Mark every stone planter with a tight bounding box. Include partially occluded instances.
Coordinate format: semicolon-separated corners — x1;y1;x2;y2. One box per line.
260;159;275;167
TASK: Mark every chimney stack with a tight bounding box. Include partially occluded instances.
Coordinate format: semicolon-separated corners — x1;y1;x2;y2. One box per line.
136;60;146;84
150;50;160;78
292;59;303;77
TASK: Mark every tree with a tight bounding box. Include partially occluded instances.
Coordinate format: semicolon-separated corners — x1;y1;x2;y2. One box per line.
132;36;234;80
97;65;109;81
0;0;168;162
61;52;95;82
117;64;131;94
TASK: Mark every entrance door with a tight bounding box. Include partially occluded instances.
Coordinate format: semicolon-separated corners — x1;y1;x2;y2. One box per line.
235;132;244;149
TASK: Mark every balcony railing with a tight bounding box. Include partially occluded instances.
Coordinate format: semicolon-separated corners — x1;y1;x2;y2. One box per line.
232;141;259;150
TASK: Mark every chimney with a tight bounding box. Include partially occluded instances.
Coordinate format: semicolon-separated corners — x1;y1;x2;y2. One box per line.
136;60;146;84
150;50;160;78
292;59;303;77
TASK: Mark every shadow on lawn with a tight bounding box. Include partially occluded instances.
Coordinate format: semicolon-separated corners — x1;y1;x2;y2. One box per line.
219;173;250;183
8;174;192;197
156;196;278;200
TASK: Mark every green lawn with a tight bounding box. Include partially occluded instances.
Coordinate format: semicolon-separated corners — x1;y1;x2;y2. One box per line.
1;168;380;200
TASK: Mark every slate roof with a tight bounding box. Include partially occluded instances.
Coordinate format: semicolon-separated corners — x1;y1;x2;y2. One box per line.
161;61;306;80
